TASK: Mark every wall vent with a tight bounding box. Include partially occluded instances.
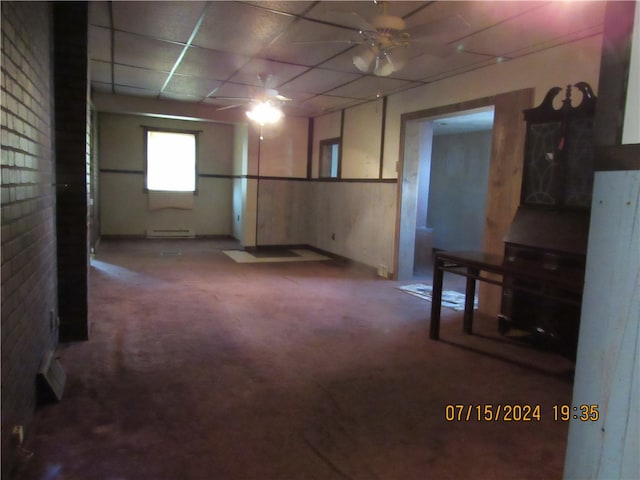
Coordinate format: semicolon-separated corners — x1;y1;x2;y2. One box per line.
146;228;195;239
37;350;66;404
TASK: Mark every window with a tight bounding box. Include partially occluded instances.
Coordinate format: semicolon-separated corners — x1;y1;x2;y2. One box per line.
145;129;197;191
319;138;340;178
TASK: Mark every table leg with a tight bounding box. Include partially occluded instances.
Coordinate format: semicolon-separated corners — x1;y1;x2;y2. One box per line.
430;257;444;340
463;268;478;334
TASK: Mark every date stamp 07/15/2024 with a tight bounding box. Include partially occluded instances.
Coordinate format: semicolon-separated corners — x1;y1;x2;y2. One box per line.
444;404;600;422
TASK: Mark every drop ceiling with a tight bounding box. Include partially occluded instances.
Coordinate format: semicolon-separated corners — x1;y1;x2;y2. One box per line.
89;1;605;119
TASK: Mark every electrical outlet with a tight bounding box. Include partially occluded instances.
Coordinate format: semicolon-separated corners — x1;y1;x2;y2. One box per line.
11;425;24;446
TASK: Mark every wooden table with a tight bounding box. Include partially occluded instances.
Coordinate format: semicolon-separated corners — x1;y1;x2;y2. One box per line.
429;250;584;340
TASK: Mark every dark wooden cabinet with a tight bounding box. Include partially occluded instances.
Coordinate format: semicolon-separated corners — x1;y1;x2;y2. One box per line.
500;241;585;356
500;83;596;358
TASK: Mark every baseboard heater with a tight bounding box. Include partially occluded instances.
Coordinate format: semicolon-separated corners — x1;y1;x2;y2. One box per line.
146;228;195;238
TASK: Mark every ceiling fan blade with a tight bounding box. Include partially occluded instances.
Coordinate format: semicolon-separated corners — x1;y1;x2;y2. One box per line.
292;39;362;45
275;94;292;102
327;9;378;33
215;103;248;112
209;96;251;102
257;73;279;90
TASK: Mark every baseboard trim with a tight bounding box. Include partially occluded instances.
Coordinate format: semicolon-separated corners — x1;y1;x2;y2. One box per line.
99;234;236;241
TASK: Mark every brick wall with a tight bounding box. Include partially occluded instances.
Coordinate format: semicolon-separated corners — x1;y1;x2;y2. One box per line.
1;2;58;475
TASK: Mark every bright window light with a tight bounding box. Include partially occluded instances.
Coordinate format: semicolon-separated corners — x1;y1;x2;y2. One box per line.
146;130;196;192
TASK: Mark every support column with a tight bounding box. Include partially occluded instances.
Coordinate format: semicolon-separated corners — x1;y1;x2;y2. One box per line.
53;1;90;341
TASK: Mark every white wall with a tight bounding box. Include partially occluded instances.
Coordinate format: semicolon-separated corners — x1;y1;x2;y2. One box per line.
564;170;640;480
342;100;383;178
98;113;234;236
258;116;309;178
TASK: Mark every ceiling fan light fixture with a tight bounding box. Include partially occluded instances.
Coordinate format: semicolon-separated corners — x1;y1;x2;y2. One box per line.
246;101;283;125
373;54;394;77
353;45;378;72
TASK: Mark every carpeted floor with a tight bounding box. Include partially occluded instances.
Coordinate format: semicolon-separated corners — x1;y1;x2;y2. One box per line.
13;239;575;480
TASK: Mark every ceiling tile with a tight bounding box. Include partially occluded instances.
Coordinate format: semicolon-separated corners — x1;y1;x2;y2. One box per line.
114;85;159;98
159;92;207;103
279;68;362;95
114;32;183;72
206;82;253;102
176;47;249;81
305;1;424;28
228;59;309;88
261;19;356;66
194;2;294;57
164;75;221;97
505;24;603;59
403;1;539;36
459;2;605;58
112;1;207;43
326;76;415;100
243;2;316;16
296;94;365;115
398;50;487;82
114;65;167;91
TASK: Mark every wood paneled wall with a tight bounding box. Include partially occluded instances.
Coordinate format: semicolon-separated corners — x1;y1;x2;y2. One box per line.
479;88;533;315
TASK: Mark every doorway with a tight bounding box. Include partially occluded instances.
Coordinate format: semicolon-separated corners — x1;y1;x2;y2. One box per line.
413;108;495;280
395;89;534;315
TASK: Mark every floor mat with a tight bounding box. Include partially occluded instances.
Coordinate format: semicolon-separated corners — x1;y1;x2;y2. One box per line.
397;283;477;311
223;249;330;263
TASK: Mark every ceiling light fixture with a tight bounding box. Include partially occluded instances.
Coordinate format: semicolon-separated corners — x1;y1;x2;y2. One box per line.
353;44;379;72
246;101;283;125
351;13;410;77
353;46;406;77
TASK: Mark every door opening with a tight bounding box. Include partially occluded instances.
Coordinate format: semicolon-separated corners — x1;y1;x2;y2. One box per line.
413;108;495;281
396;105;494;283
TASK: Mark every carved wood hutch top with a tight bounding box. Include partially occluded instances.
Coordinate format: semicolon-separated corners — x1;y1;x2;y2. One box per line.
521;82;597;210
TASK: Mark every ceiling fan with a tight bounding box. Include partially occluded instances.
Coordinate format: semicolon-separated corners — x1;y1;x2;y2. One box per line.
208;74;291;124
348;3;412;76
314;2;468;77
